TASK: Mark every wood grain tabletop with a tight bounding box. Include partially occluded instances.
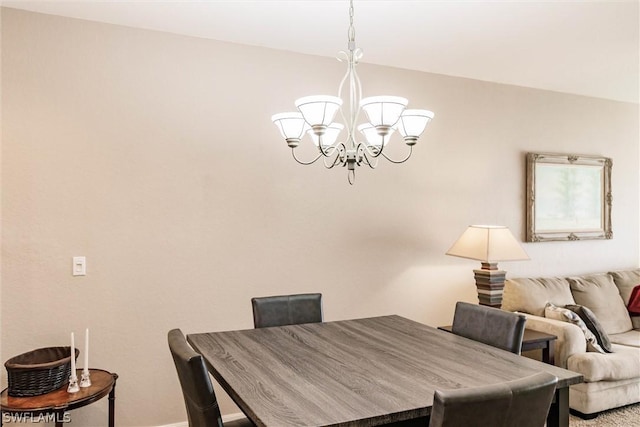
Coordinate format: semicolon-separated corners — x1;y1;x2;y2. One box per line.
188;315;582;427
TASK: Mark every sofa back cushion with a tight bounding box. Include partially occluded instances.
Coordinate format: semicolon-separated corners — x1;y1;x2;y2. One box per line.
503;277;575;317
567;274;632;334
611;269;640;329
608;269;640;305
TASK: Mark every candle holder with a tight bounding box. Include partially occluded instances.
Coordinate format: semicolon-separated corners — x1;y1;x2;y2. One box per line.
67;373;80;393
80;370;92;388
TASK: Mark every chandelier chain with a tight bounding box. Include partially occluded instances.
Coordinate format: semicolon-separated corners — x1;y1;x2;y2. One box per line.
348;0;355;51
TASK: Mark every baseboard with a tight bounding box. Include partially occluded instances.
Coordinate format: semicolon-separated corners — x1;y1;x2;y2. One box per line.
158;412;245;427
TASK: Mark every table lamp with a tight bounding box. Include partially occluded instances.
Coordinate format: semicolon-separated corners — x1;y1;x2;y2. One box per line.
446;225;529;307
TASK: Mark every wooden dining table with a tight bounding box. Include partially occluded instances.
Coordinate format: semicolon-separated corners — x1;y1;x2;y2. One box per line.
187;315;583;427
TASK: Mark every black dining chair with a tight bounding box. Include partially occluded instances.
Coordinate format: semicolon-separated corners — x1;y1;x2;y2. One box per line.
429;379;512;427
168;329;254;427
451;301;526;354
504;372;558;427
429;372;557;427
251;293;323;328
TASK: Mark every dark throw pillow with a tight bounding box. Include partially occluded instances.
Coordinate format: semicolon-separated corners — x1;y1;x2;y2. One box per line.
565;304;613;353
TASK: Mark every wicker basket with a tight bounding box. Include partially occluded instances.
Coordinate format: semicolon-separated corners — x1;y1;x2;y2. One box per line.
5;346;80;397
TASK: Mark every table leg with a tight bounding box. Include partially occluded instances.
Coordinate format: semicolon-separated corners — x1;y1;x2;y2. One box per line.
547;340;555;366
55;409;64;427
109;373;119;427
547;387;569;427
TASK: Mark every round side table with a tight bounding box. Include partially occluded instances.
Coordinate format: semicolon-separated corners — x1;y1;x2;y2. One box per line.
1;369;118;427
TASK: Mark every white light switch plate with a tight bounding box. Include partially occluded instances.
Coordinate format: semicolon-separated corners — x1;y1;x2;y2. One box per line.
73;256;86;276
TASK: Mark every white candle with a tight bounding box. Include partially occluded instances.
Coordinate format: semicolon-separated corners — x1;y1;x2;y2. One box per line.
70;332;76;375
83;328;89;373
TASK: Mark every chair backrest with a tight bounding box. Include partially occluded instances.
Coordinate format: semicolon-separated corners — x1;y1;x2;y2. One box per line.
168;329;223;427
451;301;526;354
429;372;558;427
429;380;512;427
505;372;558;427
251;293;323;328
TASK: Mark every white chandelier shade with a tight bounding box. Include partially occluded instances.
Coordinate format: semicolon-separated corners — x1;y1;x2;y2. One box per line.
359;96;408;129
396;109;435;144
271;0;434;184
295;96;343;129
309;123;344;147
357;123;395;149
271;112;308;146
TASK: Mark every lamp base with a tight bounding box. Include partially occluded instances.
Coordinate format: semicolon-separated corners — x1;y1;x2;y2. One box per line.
473;266;506;308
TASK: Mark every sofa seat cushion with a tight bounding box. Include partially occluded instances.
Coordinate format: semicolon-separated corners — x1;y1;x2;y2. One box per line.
567;274;633;334
503;277;574;317
569;377;640;415
567;344;640;382
609;330;640;348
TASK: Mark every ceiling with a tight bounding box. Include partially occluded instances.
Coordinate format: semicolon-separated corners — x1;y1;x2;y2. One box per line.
3;0;639;103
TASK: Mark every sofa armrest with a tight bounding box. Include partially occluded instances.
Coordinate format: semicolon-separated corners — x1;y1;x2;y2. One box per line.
523;314;587;368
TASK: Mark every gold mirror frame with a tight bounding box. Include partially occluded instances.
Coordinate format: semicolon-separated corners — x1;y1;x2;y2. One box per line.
526;152;612;242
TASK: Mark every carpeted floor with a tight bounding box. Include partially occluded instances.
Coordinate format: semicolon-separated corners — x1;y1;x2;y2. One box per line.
569;403;640;426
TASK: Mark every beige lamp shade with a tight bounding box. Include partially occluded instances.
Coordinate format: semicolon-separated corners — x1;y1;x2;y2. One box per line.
446;225;529;263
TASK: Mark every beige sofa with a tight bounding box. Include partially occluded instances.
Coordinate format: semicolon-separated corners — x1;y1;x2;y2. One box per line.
502;269;640;417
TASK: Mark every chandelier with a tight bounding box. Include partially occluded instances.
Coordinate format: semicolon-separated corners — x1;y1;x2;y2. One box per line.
271;0;434;185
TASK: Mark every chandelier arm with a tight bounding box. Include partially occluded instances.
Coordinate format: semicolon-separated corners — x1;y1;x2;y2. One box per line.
291;148;323;166
338;143;348;167
348;54;364;151
336;57;357;153
359;146;378;169
324;154;342;169
353;53;363;114
323;144;346;169
380;145;414;164
337;53;351;99
318;143;339;158
360;142;385;159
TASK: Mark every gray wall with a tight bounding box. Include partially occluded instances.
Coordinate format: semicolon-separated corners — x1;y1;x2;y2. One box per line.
2;8;638;426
